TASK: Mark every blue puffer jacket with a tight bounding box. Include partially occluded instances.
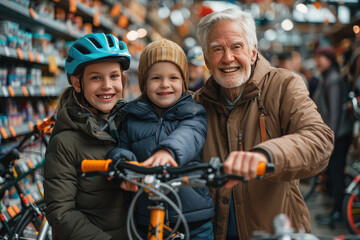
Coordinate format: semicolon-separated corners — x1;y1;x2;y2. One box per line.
109;93;214;225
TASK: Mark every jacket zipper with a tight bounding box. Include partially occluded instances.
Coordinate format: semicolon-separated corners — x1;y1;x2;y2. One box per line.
238;133;243;151
156;117;163;141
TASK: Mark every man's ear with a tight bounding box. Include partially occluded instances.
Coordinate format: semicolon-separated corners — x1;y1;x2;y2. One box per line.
250;44;258;65
204;57;211;72
70;76;81;93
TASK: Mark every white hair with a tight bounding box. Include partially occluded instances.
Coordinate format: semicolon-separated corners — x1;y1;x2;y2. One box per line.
197;8;257;55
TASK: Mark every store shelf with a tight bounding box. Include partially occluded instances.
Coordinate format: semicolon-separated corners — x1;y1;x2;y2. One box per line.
0;85;66;98
0;0;81;41
123;8;144;26
76;1;125;36
0;155;45;196
0;122;36;140
0;46;65;68
0;120;52;140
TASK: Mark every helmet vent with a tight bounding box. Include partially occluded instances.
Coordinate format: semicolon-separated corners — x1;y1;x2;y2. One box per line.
106;35;114;48
88;37;103;49
73;44;91;54
66;56;74;63
118;41;125;50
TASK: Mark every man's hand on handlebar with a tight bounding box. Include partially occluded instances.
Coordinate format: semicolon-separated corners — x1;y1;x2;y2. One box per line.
223;151;268;188
142;149;178;167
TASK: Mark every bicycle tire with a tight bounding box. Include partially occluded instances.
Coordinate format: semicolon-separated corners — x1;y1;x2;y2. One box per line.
11;200;51;240
343;193;360;234
299;175;318;201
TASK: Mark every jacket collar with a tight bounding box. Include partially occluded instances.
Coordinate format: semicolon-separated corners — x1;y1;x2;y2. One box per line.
52;89;125;142
124;93;197;120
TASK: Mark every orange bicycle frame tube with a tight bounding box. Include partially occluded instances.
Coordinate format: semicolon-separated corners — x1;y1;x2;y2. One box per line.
148;205;165;240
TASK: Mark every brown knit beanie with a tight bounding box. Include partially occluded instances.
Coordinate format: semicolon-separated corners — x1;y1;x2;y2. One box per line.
138;39;188;93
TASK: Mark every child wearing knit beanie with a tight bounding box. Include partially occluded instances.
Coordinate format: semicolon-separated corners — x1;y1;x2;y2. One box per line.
137;38;189;94
107;38;214;239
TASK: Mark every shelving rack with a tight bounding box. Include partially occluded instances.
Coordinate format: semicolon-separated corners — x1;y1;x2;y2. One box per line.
0;0;81;41
0;46;65;68
0;0;145;151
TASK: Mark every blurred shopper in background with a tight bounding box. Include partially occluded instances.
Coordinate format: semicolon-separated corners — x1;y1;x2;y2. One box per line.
187;45;209;92
302;58;320;99
277;51;308;88
277;52;293;70
313;46;353;229
193;7;334;239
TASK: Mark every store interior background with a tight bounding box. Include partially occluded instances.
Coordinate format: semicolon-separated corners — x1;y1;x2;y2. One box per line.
0;0;359;129
0;0;359;235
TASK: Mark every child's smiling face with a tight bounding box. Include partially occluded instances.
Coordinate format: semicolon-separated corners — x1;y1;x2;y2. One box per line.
73;61;123;117
146;62;184;108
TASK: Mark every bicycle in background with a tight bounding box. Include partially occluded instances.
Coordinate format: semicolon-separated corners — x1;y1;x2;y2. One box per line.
0;115;55;240
341;92;360;234
300;91;360;204
80;157;275;240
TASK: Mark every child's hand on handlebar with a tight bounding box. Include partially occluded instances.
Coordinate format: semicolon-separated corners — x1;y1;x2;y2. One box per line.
142;149;178;167
120;180;139;192
223;151;268;188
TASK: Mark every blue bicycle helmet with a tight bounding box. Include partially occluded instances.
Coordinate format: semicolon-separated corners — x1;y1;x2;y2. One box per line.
65;33;131;77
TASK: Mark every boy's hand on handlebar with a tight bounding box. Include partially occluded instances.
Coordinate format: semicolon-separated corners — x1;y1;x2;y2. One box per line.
120;180;138;192
142;149;178;167
223;151;268;188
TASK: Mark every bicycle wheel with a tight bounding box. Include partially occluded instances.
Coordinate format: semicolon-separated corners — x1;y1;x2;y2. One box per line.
343;193;360;234
299;175;318;201
11;200;51;240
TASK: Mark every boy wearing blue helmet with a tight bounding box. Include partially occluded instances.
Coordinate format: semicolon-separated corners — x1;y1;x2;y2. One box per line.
44;33;131;240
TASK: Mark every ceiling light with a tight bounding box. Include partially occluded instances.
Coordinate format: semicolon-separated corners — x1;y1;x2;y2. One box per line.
296;3;308;14
281;19;294;31
158;6;170;19
170;10;185;26
137;28;147;38
126;30;138;41
354;25;360;34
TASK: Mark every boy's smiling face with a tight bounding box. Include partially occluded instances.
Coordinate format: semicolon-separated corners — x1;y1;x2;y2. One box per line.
146;62;184;108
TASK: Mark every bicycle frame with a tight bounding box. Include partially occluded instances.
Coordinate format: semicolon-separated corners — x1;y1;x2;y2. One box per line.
129;175;187;240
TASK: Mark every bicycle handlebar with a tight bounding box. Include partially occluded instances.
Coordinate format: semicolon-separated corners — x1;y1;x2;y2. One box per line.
36;115;56;135
80;158;274;240
80;157;275;187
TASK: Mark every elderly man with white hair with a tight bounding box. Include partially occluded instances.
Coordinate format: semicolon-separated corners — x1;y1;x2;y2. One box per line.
193;8;334;240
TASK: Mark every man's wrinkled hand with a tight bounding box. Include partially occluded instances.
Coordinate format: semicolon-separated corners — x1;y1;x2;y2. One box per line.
223;151;268;188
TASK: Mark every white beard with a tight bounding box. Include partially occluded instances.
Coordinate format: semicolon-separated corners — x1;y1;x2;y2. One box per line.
213;68;251;88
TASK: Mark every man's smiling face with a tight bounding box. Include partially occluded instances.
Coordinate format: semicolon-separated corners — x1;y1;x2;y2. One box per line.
205;20;257;88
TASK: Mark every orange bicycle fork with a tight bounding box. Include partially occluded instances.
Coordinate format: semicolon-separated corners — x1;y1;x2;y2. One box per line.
148;204;165;240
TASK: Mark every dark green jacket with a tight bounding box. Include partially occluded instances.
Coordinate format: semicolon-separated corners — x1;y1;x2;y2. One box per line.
44;89;130;240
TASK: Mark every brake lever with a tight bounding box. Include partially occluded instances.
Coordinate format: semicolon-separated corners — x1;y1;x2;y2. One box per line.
204;174;244;187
